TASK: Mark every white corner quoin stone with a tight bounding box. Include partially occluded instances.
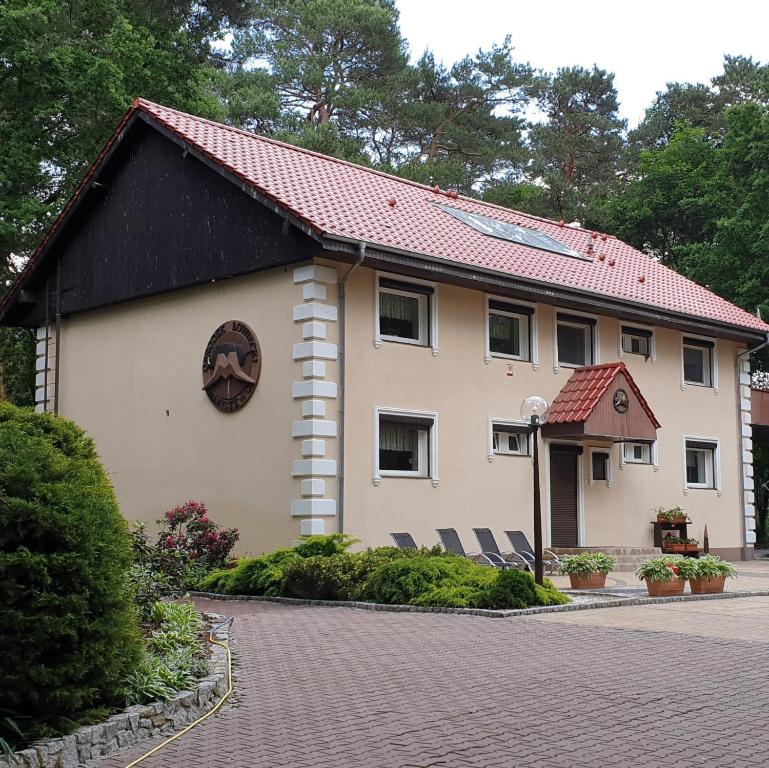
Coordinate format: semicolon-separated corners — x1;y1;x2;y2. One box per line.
293;265;339;285
291;499;337;517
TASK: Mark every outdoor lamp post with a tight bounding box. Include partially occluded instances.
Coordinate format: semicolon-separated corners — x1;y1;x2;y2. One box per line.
520;395;549;586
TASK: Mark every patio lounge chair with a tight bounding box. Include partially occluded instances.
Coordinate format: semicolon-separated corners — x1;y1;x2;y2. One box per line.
390;532;418;549
504;530;560;574
472;528;530;571
436;528;511;568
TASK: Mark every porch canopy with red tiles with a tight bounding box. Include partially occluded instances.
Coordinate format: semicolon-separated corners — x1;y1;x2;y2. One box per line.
542;362;661;442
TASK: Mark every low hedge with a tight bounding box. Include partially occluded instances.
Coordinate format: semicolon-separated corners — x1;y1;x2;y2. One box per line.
199;535;568;610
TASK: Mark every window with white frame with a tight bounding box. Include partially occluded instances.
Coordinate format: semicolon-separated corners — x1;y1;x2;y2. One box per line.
377;278;432;346
682;337;714;387
685;440;717;489
487;301;532;361
556;313;595;367
591;451;610;482
623;442;651;464
621;325;653;358
377;413;433;477
491;423;530;456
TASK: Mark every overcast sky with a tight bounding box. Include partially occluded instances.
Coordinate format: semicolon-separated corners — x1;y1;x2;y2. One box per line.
395;0;768;127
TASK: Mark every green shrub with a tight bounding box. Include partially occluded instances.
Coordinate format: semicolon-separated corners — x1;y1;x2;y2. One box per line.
0;404;142;742
281;554;360;600
410;585;487;608
483;568;538;609
363;555;478;605
535;579;571;606
197;567;234;593
293;533;356;557
691;554;737;579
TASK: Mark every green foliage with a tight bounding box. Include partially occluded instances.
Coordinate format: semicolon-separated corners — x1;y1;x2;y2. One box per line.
293;533;357;558
281;553;360;601
483;568;537;609
122;601;208;706
635;556;687;582
409;585;487;608
558;552;616;576
535;579;571;607
0;327;34;406
691;555;737;580
0;404;142;741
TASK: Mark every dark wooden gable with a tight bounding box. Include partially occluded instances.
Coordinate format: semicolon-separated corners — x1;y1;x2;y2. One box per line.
6;121;318;327
583;370;658;442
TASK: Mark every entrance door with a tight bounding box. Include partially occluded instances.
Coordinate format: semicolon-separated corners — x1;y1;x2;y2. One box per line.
549;444;581;547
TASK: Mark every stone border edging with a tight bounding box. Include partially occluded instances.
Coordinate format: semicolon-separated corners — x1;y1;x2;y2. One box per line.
190;588;769;619
1;614;231;768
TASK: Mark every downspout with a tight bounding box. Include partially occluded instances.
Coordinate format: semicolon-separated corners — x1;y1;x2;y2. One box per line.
337;243;366;533
736;332;769;560
53;260;62;416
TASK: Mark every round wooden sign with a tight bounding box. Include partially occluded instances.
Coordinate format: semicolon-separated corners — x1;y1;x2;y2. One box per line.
202;321;261;412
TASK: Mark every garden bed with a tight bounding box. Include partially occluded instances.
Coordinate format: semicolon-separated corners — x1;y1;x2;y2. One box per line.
0;615;230;768
191;588;769;618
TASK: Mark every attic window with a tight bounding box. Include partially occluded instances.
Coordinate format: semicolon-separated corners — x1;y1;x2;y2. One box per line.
438;205;586;259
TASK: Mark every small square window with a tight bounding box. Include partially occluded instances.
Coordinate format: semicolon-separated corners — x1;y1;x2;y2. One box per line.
591;452;609;481
623;442;651;464
492;428;529;456
556;314;594;367
378;415;433;477
621;326;652;357
378;279;432;346
685;441;716;489
683;338;713;387
489;312;530;360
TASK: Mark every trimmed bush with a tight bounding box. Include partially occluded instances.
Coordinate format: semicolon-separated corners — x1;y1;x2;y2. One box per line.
0;404;142;738
483;568;538;609
281;554;360;600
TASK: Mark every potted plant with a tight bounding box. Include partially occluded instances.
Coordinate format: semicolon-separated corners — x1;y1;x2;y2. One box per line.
654;506;690;524
635;556;687;596
663;533;684;553
558;552;616;589
688;555;736;594
682;537;699;553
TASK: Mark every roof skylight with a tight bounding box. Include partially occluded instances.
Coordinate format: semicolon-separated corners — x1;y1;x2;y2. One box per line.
438;205;586;260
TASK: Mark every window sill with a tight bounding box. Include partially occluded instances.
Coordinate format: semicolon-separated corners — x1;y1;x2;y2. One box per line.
685;485;716;491
683;380;713;389
557;361;591;369
378;335;429;347
489;352;531;363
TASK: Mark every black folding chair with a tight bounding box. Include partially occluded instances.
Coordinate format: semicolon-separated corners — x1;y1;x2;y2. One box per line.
504;530;560;574
436;528;511;568
390;532;418;549
472;528;530;571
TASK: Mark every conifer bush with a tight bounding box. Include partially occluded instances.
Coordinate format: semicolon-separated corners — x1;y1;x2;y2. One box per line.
0;404;142;739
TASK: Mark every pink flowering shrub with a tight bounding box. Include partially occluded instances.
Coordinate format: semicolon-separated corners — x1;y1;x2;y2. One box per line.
158;501;239;570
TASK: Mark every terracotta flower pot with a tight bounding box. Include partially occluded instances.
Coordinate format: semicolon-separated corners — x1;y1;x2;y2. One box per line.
644;578;686;597
656;516;668;524
666;543;685;553
684;544;699;553
568;572;607;589
689;575;726;594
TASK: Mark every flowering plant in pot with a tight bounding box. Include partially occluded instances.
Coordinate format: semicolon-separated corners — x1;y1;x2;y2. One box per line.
681;537;699;553
654;506;690;524
558;552;616;589
635;556;689;596
688;555;736;594
663;533;684;553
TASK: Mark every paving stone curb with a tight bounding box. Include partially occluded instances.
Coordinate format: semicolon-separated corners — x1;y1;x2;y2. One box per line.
190;588;769;619
1;614;231;768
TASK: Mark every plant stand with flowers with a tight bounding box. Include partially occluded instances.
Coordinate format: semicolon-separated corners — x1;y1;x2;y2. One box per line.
558;552;616;589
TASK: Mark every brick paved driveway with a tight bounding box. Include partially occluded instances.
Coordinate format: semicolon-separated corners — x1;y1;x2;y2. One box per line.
100;597;769;768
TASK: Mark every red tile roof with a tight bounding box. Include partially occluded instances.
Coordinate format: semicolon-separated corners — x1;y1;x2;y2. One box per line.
547;362;661;428
5;98;769;336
